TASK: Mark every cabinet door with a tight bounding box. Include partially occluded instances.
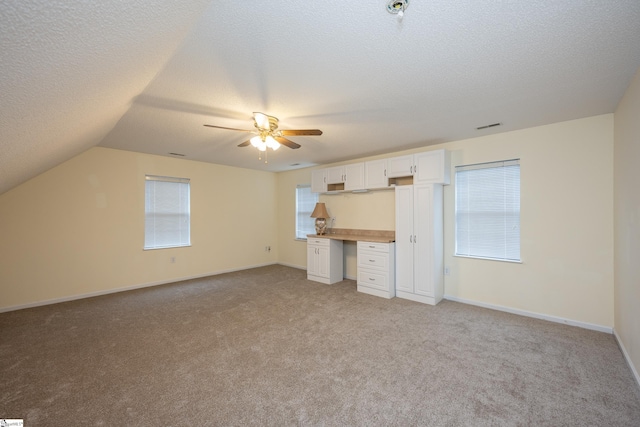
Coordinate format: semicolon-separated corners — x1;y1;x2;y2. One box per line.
307;245;319;276
414;150;450;185
364;159;388;189
387;155;414;178
311;169;327;193
395;185;414;293
317;246;330;279
344;163;365;191
326;166;345;184
413;185;434;297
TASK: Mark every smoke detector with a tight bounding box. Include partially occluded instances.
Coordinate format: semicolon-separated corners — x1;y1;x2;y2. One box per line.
387;0;409;17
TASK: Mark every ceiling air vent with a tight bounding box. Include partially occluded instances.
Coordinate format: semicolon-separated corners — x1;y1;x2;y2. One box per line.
476;123;502;130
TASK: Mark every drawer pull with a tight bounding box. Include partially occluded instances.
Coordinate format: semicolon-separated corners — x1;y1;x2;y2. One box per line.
369;259;375;262
369;245;375;248
369;278;376;281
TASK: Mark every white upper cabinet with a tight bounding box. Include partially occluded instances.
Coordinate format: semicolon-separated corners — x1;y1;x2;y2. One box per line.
364;159;388;189
311;150;449;193
344;163;365;191
386;150;450;185
311;169;327;193
386;155;414;178
326;166;345;184
414;150;450;185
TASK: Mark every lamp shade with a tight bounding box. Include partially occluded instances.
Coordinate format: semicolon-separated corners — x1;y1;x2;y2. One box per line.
310;202;330;218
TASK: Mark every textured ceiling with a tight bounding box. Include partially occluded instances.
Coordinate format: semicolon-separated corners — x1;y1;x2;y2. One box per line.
2;0;640;194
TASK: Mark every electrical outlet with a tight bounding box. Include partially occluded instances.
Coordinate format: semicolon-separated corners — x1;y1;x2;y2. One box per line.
444;266;450;276
170;256;176;263
265;246;271;252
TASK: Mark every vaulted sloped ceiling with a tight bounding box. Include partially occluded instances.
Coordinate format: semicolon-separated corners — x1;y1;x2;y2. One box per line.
2;1;640;195
0;0;212;194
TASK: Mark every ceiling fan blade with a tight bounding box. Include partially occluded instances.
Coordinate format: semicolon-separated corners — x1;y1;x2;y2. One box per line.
280;129;323;136
275;136;301;149
237;140;251;147
203;124;254;132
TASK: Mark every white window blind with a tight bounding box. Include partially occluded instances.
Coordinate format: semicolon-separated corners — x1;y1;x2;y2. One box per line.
145;175;191;250
455;159;520;262
296;185;318;239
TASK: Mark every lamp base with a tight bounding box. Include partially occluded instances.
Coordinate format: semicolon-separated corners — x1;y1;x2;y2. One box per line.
315;218;327;235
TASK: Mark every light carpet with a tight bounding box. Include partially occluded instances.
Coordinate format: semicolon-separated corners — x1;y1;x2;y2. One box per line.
1;265;639;425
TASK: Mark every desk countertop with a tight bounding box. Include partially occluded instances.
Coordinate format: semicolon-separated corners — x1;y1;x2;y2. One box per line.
307;228;395;243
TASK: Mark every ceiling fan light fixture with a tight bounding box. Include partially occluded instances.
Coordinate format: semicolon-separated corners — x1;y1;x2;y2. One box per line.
250;135;262;148
265;135;280;150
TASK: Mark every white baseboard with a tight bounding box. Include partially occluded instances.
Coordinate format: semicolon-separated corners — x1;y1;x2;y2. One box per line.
444;295;613;334
613;329;640;388
277;261;306;270
0;262;277;313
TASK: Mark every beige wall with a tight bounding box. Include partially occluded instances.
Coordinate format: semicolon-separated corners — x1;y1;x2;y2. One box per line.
614;68;640;381
0;147;278;310
444;115;613;329
0;115;617;334
278;114;614;329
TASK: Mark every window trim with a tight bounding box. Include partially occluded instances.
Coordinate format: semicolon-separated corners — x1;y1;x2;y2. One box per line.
295;184;318;241
144;174;191;250
454;159;521;263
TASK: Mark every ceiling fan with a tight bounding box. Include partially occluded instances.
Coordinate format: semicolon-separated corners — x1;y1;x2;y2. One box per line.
204;112;322;152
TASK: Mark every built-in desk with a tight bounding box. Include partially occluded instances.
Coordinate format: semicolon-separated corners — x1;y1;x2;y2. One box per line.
307;228;395;243
306;229;395;295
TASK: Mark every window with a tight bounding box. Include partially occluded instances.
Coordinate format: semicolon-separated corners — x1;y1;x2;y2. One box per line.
144;175;191;249
295;185;318;239
455;159;520;262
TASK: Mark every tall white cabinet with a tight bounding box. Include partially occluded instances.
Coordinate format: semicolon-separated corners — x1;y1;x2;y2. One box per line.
395;184;444;305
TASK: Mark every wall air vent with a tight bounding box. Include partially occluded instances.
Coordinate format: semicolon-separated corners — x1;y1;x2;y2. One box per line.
476;123;502;130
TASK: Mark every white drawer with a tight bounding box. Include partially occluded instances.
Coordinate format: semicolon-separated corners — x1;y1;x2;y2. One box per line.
357;241;390;253
357;270;389;291
307;237;330;246
357;252;389;270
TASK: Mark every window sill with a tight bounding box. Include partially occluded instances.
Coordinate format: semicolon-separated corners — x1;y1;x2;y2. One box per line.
454;254;522;264
144;244;192;251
